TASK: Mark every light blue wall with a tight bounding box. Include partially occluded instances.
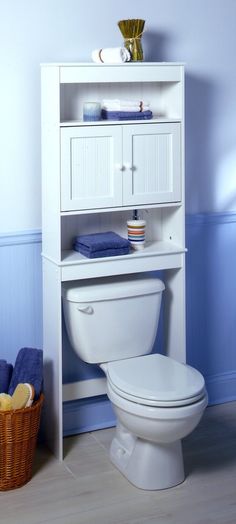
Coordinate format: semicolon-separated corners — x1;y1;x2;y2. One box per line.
1;1;236;433
0;0;236;232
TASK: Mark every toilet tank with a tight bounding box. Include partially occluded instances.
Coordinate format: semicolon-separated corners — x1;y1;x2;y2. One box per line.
62;274;165;364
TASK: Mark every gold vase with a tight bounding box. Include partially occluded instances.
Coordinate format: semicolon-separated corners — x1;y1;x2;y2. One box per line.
124;37;143;61
118;19;145;62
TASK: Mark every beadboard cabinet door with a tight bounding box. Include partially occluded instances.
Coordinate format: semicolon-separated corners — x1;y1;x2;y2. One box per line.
122;123;181;205
61;126;122;211
61;123;181;212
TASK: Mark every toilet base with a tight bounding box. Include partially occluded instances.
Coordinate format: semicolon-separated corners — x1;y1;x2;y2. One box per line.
110;424;185;490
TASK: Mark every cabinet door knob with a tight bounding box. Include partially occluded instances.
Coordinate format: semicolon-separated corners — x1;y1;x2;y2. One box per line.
115;163;124;171
124;163;133;170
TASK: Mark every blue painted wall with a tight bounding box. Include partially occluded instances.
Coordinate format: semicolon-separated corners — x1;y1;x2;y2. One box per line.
0;232;43;359
186;213;236;404
1;214;236;434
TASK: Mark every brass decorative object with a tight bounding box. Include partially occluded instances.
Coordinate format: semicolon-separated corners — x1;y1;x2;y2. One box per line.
118;19;145;61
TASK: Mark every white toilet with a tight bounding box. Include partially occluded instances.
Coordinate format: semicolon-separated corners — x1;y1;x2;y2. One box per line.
62;274;208;490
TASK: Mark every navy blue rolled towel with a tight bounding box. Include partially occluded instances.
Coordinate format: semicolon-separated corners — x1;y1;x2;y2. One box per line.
0;359;13;393
8;347;43;399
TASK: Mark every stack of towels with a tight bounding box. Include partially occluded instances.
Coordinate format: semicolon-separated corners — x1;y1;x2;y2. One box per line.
73;231;130;259
0;347;43;411
8;347;43;400
0;348;43;411
0;348;43;399
101;99;153;121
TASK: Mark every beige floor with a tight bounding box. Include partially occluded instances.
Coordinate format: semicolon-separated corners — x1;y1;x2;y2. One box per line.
0;401;236;524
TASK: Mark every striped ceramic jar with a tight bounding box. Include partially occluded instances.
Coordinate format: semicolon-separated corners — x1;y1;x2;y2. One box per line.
127;219;146;250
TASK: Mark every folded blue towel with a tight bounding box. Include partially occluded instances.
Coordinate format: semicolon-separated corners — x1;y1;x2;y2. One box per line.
74;231;130;259
0;359;13;393
8;347;43;399
74;244;130;258
101;109;153;121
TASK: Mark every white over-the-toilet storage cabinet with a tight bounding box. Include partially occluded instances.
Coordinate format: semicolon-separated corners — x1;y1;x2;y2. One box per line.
41;62;186;460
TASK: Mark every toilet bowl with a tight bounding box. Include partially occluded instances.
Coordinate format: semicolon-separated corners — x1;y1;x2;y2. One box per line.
62;274;208;490
103;354;208;490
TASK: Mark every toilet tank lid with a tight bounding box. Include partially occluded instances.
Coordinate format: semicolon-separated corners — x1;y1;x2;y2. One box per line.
62;275;165;303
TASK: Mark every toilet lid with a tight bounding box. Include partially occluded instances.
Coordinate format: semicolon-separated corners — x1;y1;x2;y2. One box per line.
107;354;206;407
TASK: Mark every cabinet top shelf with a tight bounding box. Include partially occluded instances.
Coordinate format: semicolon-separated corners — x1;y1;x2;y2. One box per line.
41;62;185;67
41;62;184;84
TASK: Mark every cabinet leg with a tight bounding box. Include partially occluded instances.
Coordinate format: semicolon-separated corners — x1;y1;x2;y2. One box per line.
42;259;63;460
164;262;186;363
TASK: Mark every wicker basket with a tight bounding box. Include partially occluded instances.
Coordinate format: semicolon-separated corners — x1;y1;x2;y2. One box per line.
0;394;44;490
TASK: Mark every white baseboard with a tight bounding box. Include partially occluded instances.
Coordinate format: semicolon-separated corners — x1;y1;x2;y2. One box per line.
206;371;236;405
63;395;116;436
63;378;107;402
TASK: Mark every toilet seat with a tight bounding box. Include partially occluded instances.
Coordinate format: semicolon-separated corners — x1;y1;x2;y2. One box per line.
107;354;206;408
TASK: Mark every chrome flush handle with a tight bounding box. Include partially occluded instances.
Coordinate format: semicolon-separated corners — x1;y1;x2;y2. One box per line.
77;305;94;314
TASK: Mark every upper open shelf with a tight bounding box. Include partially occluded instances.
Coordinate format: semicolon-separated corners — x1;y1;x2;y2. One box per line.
60;81;183;123
43;63;185;124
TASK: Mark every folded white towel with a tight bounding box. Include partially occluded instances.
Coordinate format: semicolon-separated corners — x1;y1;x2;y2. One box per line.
91;47;131;64
103;100;139;106
102;99;149;107
102;99;150;112
103;104;141;112
102;105;150;112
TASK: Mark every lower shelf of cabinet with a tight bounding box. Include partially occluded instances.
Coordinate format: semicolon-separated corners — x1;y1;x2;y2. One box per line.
57;241;186;281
